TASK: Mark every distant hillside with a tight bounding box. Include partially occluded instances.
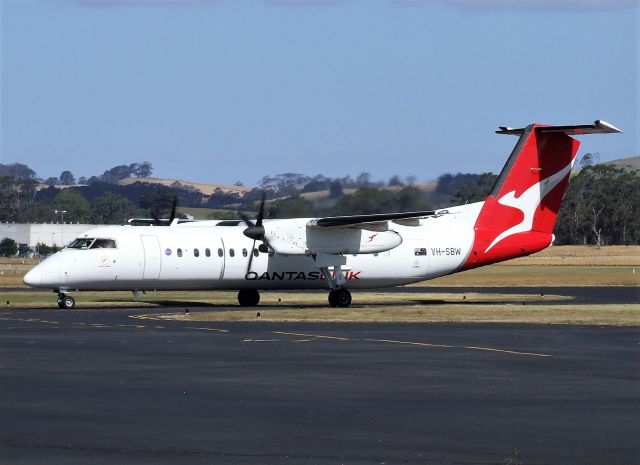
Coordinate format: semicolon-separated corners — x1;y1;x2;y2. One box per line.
606;156;640;169
117;177;251;196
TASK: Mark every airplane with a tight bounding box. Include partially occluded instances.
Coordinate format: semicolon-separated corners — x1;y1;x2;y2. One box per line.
23;120;621;309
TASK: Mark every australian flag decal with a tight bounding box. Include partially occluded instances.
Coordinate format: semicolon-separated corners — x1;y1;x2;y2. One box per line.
414;248;427;256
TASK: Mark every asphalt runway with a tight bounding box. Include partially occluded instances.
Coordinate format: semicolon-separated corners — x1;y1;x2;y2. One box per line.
1;292;639;464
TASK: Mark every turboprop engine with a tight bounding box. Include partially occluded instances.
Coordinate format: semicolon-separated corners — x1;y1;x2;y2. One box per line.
305;227;402;255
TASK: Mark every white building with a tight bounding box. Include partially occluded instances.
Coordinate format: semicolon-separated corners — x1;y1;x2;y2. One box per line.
0;223;100;248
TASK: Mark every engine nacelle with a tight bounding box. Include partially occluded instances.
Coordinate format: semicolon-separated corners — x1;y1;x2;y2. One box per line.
305;227;402;255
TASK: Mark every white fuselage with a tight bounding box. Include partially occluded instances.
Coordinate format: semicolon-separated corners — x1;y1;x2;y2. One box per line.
24;202;483;292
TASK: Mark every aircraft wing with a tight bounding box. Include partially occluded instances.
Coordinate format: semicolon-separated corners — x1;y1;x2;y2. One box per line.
307;210;438;229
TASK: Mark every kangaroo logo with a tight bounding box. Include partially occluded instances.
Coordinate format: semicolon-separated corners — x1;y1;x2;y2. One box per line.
485;160;574;253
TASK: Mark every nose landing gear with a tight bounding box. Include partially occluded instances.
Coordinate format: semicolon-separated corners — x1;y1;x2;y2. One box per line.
57;293;75;310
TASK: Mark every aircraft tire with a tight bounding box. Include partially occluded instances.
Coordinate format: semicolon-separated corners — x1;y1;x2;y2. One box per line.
238;289;260;307
60;295;75;310
335;288;352;308
328;290;339;307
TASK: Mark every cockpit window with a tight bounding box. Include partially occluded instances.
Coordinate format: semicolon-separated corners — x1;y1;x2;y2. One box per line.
90;239;117;249
67;238;117;249
67;238;94;249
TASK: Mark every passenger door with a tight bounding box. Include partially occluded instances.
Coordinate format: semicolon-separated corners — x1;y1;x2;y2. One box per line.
141;235;161;279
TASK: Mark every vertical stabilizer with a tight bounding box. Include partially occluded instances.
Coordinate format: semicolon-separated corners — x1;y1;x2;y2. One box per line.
462;120;621;270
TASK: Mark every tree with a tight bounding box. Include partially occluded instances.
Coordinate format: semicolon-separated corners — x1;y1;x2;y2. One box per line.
59;170;75;185
36;243;60;256
91;192;137;224
0;177;39;221
78;176;87;184
45;177;59;186
53;190;92;223
334;188;397;215
0;238;18;257
18;203;56;223
138;186;178;218
388;175;404;187
555;165;640;245
356;172;372;188
328;180;344;199
0;163;36;180
135;161;153;178
18;243;32;257
267;195;314;218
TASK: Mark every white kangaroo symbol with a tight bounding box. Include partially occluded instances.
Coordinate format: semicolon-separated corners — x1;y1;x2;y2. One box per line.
485;160;574;253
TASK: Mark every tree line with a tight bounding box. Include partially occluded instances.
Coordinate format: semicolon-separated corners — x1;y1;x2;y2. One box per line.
1;159;638;249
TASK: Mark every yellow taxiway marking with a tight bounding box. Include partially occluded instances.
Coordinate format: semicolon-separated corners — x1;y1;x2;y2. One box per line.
273;331;349;341
365;338;550;358
186;327;229;333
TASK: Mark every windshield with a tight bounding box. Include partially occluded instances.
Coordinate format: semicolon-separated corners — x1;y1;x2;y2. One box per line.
67;238;94;249
90;239;116;249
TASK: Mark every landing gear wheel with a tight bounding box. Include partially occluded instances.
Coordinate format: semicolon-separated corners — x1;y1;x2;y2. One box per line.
336;288;352;308
238;289;260;307
58;295;75;310
328;290;339;307
328;288;351;308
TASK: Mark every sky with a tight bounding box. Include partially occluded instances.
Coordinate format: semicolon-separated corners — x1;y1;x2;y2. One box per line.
1;0;638;186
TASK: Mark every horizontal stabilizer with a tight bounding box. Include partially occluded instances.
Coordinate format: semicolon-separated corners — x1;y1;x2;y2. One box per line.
497;120;621;136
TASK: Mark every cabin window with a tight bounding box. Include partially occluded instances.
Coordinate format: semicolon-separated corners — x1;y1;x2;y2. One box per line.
91;239;116;249
165;248;172;256
253;249;259;257
177;248;183;257
218;248;223;257
242;248;248;257
205;248;211;257
194;248;199;257
229;248;235;257
67;238;94;249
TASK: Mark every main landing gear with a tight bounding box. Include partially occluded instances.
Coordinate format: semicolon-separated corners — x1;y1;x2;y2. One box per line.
56;292;75;309
238;289;260;307
328;288;352;308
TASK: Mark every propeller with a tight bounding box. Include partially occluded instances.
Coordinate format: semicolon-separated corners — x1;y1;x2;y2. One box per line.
151;195;178;226
240;191;272;273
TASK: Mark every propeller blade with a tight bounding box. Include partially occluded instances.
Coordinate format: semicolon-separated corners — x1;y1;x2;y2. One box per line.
255;191;267;227
150;210;161;226
240;213;255;228
246;239;256;275
169;196;178;223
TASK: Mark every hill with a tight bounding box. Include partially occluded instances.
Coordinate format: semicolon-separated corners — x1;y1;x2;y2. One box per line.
606;156;640;169
117;177;251;196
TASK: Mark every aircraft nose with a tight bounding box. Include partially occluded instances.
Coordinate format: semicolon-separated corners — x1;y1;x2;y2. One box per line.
23;268;43;287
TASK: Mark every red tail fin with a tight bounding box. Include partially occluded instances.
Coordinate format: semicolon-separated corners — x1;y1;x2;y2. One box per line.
462;120;621;270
